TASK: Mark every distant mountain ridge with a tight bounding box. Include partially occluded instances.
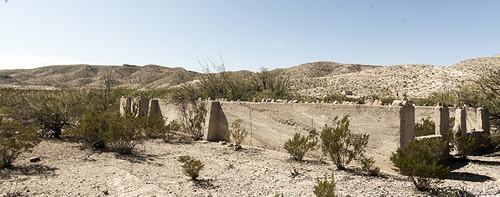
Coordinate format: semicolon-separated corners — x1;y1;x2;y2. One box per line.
1;55;499;98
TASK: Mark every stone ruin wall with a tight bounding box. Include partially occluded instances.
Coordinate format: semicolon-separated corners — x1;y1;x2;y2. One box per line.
120;97;490;169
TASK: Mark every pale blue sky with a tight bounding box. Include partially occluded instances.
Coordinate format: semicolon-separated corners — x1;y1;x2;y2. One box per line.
1;1;499;71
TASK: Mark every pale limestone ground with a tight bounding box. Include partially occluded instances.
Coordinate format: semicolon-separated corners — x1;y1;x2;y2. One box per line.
1;140;499;196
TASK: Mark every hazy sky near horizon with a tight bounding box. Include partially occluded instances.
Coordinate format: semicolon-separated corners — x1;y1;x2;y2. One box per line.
1;1;499;72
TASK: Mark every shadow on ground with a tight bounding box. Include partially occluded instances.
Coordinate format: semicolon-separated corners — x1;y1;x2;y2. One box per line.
0;164;58;180
115;152;164;166
447;172;494;182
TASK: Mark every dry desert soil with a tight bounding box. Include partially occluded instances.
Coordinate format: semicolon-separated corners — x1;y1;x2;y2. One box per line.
1;139;499;196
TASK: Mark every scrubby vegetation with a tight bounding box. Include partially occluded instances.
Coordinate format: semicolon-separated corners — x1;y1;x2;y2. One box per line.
313;172;336;197
227;119;248;149
391;138;450;191
179;101;207;141
415;117;436;136
320;115;371;170
284;130;318;162
0;120;39;168
178;155;205;180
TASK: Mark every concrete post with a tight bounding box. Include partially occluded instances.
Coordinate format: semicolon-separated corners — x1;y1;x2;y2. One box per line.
454;108;467;135
136;98;150;118
434;105;450;139
119;97;131;116
148;99;162;117
205;101;227;141
399;103;415;147
477;107;490;134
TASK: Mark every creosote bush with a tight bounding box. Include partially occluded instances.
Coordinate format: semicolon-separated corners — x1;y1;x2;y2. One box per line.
390;138;449;191
0;120;39;168
313;172;336;197
415;117;435;136
228;119;248;147
104;114;142;155
284;129;318;162
178;156;204;180
320;115;370;170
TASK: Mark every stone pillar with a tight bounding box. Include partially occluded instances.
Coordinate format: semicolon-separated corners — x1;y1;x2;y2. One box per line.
136;98;150;118
148;99;162;117
477;107;490;134
434;105;450;139
119;97;131;116
399;103;415;147
205;101;227;142
454;107;467;135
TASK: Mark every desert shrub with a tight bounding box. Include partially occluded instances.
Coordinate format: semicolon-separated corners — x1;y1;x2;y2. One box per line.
490;130;500;151
139;113;168;139
284;130;318;162
104;114;142;155
178;155;204;180
360;156;380;176
313;172;336;197
4;90;84;138
452;132;477;159
320;115;370;170
71;110;108;149
0;120;39;168
415;117;436;136
180;102;207;140
228;119;248;147
390;138;449;191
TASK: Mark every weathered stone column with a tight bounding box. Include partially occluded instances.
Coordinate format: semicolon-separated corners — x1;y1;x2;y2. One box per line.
454;107;467;135
434;105;450;139
119;97;131;116
477;107;490;134
148;99;162;117
399;102;415;147
133;98;150;118
205;101;227;142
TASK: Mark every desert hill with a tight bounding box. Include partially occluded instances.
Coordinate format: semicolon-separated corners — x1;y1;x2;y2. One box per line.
0;55;499;98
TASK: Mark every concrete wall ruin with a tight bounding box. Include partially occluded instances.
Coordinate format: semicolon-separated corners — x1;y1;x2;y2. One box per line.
120;97;490;169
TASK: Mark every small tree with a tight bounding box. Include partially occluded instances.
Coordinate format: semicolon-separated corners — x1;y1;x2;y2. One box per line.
178;156;204;180
391;138;449;191
228;119;248;147
284;130;317;162
0;120;39;168
313;172;336;197
320;115;370;170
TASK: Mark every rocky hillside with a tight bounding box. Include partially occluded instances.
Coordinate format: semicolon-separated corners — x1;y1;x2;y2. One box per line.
0;64;200;90
0;55;499;98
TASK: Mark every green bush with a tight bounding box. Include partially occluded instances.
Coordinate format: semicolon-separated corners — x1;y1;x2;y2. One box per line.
452;132;477;159
0;120;39;168
104;114;142;155
313;172;336;197
71;110;108;149
139;113;168;139
415;117;436;136
360;156;380;176
390;138;449;191
320;115;370;170
228;119;248;147
284;130;317;162
178;156;204;180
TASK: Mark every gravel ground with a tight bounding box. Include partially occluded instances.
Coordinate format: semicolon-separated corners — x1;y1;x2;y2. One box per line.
1;140;499;196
